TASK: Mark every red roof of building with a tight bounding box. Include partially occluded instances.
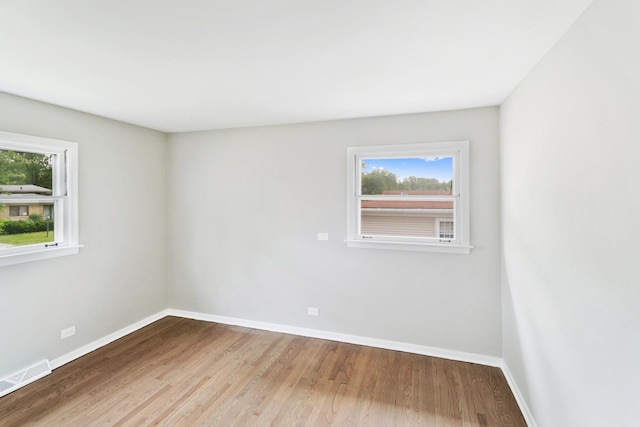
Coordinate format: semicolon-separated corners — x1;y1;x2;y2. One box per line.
362;190;453;209
362;200;453;209
381;190;451;196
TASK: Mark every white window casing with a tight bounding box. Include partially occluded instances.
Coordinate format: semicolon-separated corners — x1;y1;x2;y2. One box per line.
346;141;471;254
0;131;80;267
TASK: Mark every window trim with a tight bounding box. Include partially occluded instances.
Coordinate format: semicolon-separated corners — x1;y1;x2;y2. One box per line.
346;141;472;254
0;131;80;267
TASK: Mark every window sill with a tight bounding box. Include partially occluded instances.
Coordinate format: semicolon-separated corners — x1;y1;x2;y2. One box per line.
0;244;83;267
345;240;472;254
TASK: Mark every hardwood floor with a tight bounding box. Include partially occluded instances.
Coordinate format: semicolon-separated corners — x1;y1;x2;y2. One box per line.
0;317;526;426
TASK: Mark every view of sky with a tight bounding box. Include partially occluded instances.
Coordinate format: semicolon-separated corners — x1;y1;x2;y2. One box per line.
362;157;453;182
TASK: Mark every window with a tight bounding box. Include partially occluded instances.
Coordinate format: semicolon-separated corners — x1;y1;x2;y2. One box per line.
0;131;79;266
9;206;29;217
346;141;471;253
43;205;53;220
437;219;455;240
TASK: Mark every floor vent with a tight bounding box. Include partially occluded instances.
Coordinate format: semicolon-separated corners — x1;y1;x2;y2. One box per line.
0;360;51;398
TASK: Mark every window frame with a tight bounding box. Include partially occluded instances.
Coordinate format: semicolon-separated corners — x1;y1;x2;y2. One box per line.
346;141;471;254
0;131;80;267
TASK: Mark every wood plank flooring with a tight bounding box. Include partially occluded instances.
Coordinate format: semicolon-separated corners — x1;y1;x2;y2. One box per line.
0;317;526;426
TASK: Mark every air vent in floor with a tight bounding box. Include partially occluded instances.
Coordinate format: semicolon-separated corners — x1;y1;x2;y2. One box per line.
0;360;51;398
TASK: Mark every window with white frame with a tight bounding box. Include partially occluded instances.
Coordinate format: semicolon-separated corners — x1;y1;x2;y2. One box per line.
0;131;79;266
346;141;471;253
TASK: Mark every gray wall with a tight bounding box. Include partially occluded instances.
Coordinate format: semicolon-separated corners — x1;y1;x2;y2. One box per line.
500;0;640;425
0;92;168;375
167;108;502;356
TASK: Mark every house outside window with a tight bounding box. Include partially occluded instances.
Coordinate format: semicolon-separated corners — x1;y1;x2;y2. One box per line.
346;141;471;253
0;131;79;266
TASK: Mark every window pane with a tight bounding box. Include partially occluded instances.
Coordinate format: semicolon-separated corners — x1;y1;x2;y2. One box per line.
0;149;54;193
360;199;454;238
0;203;56;248
361;157;453;195
0;149;56;247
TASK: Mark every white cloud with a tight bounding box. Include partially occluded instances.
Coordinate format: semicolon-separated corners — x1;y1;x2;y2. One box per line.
421;156;448;162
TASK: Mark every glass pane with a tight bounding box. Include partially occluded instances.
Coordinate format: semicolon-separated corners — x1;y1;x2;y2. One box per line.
360;199;454;238
0;149;54;193
0;203;56;248
0;149;55;248
361;156;453;195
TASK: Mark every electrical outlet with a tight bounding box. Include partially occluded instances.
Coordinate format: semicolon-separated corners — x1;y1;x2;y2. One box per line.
61;326;75;339
307;307;319;316
317;233;329;241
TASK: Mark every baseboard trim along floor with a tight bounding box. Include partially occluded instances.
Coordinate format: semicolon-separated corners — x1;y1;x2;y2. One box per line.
168;309;503;367
9;308;536;426
50;310;170;370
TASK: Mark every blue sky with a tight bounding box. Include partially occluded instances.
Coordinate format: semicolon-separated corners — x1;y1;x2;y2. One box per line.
362;157;453;182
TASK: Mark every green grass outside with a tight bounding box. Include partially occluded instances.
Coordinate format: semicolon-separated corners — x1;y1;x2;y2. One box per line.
0;231;55;246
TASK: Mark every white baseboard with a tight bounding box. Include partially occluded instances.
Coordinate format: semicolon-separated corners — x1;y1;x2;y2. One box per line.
167;309;503;368
500;360;537;427
50;309;170;370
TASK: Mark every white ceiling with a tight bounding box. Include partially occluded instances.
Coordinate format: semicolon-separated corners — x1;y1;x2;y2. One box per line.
0;0;593;133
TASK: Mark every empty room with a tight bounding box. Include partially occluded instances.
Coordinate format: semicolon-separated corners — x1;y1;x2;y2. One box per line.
0;0;638;426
